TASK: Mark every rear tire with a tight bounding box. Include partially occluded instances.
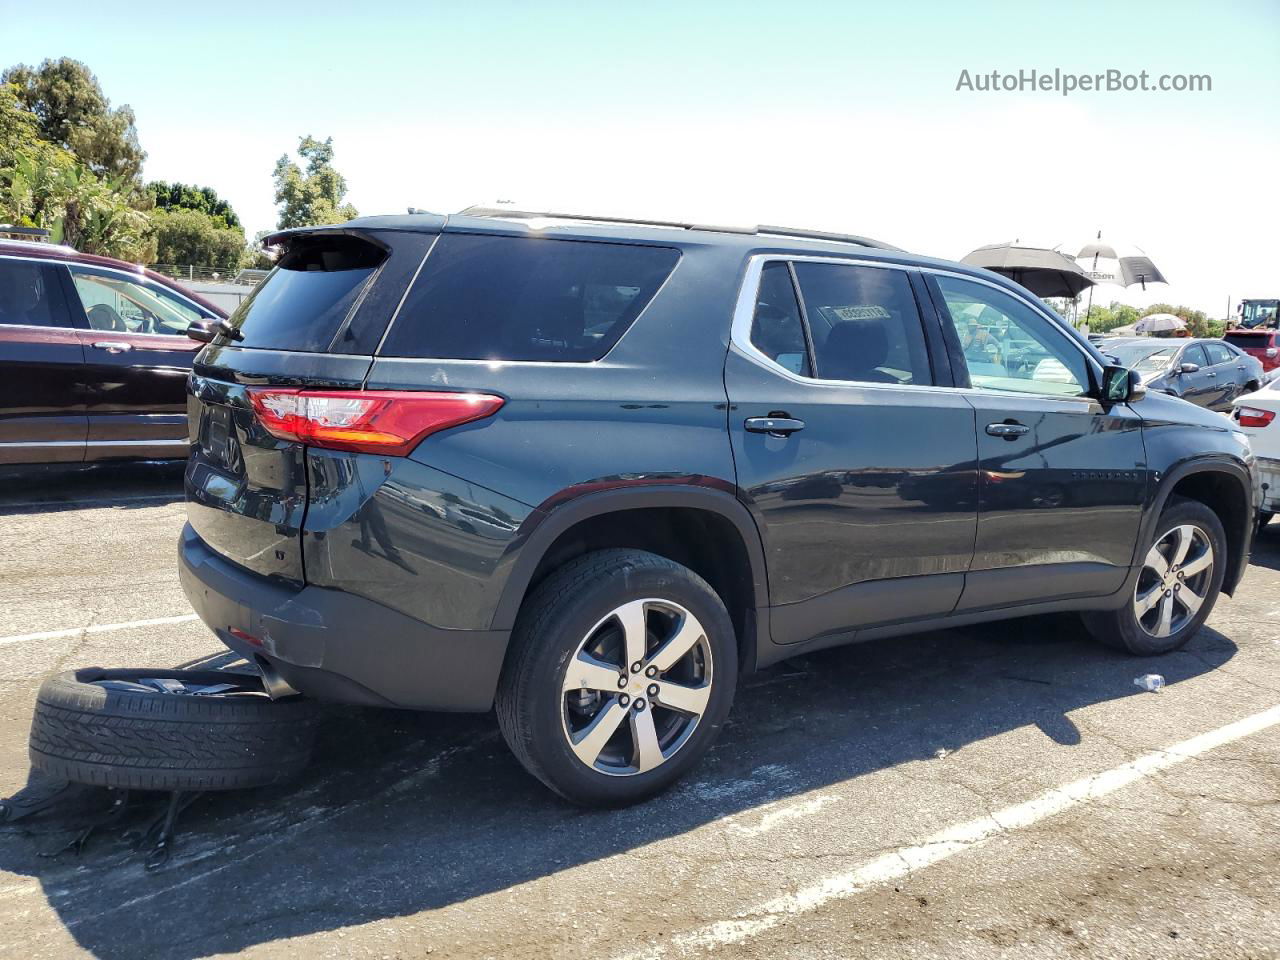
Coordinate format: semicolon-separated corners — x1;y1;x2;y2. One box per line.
1083;497;1226;655
496;549;737;806
29;668;318;791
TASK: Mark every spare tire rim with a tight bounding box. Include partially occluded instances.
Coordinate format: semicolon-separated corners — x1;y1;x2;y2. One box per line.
89;672;268;698
560;598;713;777
1133;523;1214;639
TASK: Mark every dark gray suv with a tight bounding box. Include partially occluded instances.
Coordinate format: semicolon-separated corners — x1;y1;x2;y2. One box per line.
179;210;1256;805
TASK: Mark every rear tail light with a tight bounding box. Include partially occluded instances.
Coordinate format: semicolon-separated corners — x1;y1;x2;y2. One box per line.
248;389;504;455
1235;406;1276;428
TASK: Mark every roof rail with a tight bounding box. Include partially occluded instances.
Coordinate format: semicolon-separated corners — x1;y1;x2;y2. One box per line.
457;207;902;251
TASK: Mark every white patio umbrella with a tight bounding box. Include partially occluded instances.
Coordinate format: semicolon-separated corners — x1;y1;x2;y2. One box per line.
1134;313;1186;334
1078;231;1168;324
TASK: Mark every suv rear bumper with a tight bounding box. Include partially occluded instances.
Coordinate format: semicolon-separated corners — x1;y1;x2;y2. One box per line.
178;524;510;711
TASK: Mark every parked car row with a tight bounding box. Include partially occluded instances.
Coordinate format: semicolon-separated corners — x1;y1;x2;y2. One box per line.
0;239;225;465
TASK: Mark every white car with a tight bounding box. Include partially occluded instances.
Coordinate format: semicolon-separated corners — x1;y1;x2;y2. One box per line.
1231;382;1280;524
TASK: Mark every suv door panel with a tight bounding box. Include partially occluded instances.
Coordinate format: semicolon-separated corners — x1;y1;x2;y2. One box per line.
62;265;202;458
0;258;87;464
726;259;979;643
960;391;1147;608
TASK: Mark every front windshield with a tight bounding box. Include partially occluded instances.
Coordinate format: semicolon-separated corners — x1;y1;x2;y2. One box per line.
1103;342;1180;373
1241;301;1279;329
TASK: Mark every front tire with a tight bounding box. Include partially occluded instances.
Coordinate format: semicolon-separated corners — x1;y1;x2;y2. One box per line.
1083;497;1226;655
496;549;738;806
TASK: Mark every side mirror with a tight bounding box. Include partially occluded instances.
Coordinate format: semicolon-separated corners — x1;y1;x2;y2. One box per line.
1178;362;1200;374
186;319;242;343
186;320;216;343
1101;365;1146;403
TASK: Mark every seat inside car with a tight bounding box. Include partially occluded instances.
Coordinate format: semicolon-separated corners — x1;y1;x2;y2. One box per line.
86;303;127;331
819;318;896;382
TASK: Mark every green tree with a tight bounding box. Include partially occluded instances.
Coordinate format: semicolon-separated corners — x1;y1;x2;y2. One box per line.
151;207;246;272
2;148;154;260
147;180;242;229
273;135;358;228
2;58;145;182
0;82;43;169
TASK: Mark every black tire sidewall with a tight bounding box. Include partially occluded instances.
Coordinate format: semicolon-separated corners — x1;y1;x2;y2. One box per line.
30;668;318;791
501;552;738;806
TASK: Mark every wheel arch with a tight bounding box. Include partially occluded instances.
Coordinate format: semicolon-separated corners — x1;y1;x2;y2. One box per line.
1144;457;1255;596
491;484;770;671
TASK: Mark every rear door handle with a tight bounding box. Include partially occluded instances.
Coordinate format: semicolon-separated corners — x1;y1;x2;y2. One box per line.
92;340;132;354
745;416;805;437
986;421;1029;439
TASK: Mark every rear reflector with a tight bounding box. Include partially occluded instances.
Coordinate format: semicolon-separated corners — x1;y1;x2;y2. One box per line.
1235;406;1276;428
248;388;504;455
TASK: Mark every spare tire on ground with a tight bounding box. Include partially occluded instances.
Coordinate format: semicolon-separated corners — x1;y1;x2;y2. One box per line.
29;668;319;792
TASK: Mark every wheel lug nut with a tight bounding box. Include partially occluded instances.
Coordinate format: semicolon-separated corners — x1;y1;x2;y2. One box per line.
618;676;628;689
1165;589;1173;596
645;666;658;678
634;698;646;711
619;694;630;707
631;661;643;674
647;684;659;697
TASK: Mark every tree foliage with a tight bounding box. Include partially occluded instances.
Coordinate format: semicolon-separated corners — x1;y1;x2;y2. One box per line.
273;135;358;229
3;149;154;261
147;180;242;229
2;58;145;183
151;207;246;272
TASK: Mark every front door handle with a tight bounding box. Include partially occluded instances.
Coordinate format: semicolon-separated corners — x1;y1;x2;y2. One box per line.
92;340;132;354
745;416;805;437
986;421;1029;439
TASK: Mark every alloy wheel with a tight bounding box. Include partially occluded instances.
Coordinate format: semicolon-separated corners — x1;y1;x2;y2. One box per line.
1132;524;1214;639
560;598;714;776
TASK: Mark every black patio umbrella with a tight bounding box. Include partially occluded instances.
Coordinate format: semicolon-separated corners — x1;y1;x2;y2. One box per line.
960;243;1095;298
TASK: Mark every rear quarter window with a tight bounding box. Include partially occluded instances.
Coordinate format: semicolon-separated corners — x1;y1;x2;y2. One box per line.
379;234;680;361
228;236;384;352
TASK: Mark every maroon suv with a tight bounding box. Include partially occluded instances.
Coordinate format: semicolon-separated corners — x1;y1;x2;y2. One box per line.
1224;328;1280;374
0;239;226;465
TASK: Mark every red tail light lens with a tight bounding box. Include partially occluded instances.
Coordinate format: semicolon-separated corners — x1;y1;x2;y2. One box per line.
248;389;504;455
1235;406;1276;428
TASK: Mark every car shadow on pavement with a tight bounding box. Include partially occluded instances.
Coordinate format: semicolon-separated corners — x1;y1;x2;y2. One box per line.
0;611;1238;959
0;462;184;515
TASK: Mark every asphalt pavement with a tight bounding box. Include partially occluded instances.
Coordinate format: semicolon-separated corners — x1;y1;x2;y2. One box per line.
0;464;1276;960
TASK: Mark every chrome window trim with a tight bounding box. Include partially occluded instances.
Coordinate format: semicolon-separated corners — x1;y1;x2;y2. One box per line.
730;253;970;398
730;253;1107;408
0;439;189;448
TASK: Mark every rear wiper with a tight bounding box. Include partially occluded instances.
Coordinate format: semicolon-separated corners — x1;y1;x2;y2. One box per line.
186;318;244;343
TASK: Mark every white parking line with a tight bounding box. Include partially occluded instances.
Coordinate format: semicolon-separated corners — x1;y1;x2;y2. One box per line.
0;614;199;648
621;703;1280;959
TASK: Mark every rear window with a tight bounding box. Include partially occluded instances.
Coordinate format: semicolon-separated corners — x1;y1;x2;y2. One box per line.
227;236;384;352
379;234;680;361
1225;331;1272;348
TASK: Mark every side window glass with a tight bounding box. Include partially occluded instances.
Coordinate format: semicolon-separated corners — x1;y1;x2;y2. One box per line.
1182;344;1209;368
67;266;203;335
1204;342;1232;366
934;275;1089;397
793;262;931;385
750;262;811;376
0;260;65;327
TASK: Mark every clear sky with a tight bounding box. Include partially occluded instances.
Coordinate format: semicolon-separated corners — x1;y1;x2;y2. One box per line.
3;0;1277;315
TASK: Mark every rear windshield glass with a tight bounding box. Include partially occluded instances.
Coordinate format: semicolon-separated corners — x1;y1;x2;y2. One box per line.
227;236;384;352
1225;332;1271;347
380;234;680;361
